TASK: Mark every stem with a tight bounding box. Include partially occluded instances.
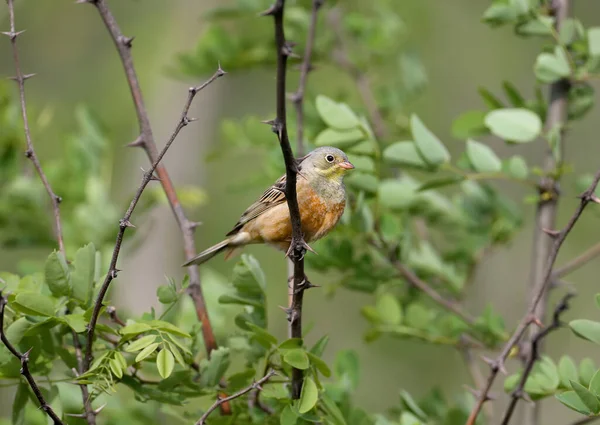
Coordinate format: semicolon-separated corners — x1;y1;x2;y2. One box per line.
4;0;65;255
82;0;218;356
553;241;600;278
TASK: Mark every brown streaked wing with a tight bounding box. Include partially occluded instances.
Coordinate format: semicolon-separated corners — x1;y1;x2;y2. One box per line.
226;174;287;236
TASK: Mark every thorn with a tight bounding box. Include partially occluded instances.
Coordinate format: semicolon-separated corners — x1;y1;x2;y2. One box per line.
542;228;560;238
24;149;33;158
93;403;107;415
216;62;226;77
590;195;600;204
22;73;35;81
187;221;202;230
259;4;278;16
140;167;160;181
528;315;544;328
8;73;36;82
110;269;120;279
1;29;26;40
119;219;135;229
126;136;144;148
118;35;134;48
278;305;293;321
261;118;276;126
481;356;507;375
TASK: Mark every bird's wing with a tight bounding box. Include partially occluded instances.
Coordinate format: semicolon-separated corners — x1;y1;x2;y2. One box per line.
226;174;288;236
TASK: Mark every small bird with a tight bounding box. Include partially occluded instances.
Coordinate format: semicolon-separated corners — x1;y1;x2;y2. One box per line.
183;146;354;267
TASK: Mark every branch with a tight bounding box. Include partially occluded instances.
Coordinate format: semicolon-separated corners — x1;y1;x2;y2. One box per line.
4;0;65;255
0;293;64;425
263;0;308;400
83;69;224;371
290;0;323;156
553;241;600;279
465;168;600;425
328;7;388;140
72;330;97;424
524;2;571;423
500;293;574;425
570;417;600;425
81;0;219;356
195;370;277;425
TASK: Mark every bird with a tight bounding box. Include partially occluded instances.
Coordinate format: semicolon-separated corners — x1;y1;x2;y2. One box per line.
182;146;354;267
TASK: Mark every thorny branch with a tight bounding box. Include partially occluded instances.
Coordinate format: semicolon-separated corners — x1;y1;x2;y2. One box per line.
553;241;600;279
83;68;225;371
81;0;219;356
0;293;64;425
72;330;97;424
195;370;277;425
500;293;574;425
290;0;324;156
263;0;308;400
3;0;65;255
465;167;600;425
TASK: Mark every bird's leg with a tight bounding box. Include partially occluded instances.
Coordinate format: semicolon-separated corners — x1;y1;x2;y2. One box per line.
284;238;317;261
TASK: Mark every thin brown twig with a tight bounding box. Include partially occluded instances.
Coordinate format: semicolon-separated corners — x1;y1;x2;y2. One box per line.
81;0;218;356
72;330;96;424
328;7;388;140
290;0;324;156
500;293;574;425
465;168;600;425
263;0;309;400
553;241;600;278
83;68;225;371
195;370;277;425
570;416;600;425
0;293;64;425
4;0;65;255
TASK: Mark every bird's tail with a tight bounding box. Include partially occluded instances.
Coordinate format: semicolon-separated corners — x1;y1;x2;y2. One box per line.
182;239;230;267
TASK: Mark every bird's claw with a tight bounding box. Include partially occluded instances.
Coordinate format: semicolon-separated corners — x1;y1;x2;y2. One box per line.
285;238;316;260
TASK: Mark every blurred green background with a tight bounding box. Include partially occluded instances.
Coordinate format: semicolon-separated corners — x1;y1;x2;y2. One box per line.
1;1;600;423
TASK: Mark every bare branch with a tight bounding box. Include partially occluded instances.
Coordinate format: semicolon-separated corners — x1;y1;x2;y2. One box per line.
290;0;324;155
465;167;600;425
0;293;64;425
83;69;224;371
4;0;65;255
553;241;600;278
195;370;277;425
264;0;308;400
82;0;220;356
71;330;96;424
500;293;574;425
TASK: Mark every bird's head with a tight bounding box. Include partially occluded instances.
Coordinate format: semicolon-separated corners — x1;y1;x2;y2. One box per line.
301;146;354;181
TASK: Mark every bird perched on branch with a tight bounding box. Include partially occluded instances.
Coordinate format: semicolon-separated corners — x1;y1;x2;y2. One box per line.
183;146;354;266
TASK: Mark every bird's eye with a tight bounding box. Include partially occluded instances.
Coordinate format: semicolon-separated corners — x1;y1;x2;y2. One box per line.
325;154;335;163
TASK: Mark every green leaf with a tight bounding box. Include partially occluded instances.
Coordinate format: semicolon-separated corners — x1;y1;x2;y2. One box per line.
466;139;502;173
307;352;331;377
310;335;329;357
400;390;428;420
570;319;600;344
279;338;303;350
588;27;600;56
157;285;177;304
320;392;347;425
62;314;87;333
451;110;488;139
199;347;230;387
346;172;378;194
280;405;298;425
482;4;517;27
14;292;55;317
571;380;600;413
335;350;360;390
246;322;277;348
71;243;96;304
378;178;418;210
517;16;554;36
502;81;526;107
376;294;402;325
120;322;152;335
12;382;29;425
505;156;529;180
298;377;319;414
148;320;191;338
596;293;600;309
589;370;600;397
410;114;450;166
315;95;360;130
125;335;158;353
556;391;592;415
534;47;570;83
559;356;578;388
382;142;427;169
478;87;504;109
157;348;175;379
44;251;71;297
417;176;465;192
261;383;289;399
135;342;160;362
165;341;186;367
314;128;364;149
581;359;597;387
109;357;123;378
115;351;127;369
484;108;542;143
283;349;310;370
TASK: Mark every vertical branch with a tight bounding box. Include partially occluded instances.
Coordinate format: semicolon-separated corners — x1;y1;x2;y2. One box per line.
524;1;570;423
0;294;64;425
4;0;65;255
263;0;308;400
290;0;324;156
71;331;97;424
80;0;218;356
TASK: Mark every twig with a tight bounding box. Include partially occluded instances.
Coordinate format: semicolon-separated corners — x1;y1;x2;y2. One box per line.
72;330;96;424
81;0;219;356
0;293;64;425
195;370;277;425
392;260;478;326
290;0;323;156
465;168;600;425
569;417;600;425
524;2;570;423
106;305;126;327
553;241;600;278
328;7;388;140
460;340;493;421
83;69;225;371
500;293;574;425
263;0;308;400
4;0;65;255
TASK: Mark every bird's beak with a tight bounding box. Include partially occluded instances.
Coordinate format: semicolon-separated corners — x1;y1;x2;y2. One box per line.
338;161;355;170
